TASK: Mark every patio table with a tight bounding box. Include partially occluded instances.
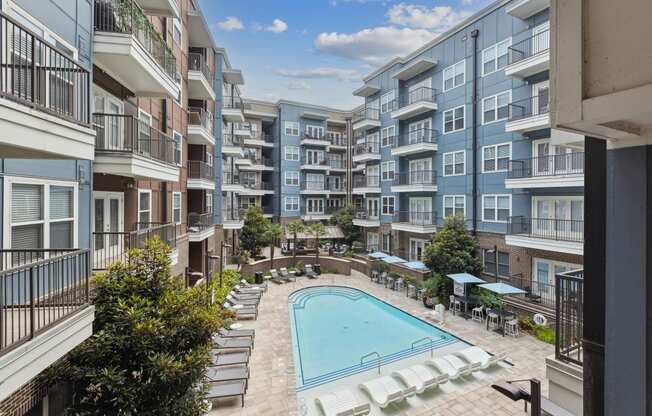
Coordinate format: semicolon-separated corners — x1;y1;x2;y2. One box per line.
385;276;395;289
453;294;475;319
486;308;516;335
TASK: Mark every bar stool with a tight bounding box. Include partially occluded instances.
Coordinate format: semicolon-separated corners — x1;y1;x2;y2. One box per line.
471;305;484;323
486;309;500;329
449;295;461;315
504;319;520;338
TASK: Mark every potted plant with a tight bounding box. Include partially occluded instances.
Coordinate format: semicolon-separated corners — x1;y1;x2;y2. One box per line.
294;260;305;276
422;274;442;308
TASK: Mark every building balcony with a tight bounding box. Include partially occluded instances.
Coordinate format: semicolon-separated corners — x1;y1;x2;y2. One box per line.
391;211;438;234
187;107;215;146
301;206;339;221
233;123;252;138
506;153;584;189
506;216;584;255
241;182;274;196
187;53;215;101
223;209;245;230
222;173;245;193
261;206;275;218
187;1;213;47
300;181;347;196
506;0;550;20
392;58;438;82
506;96;550;133
134;0;179;17
93;0;179;98
187;160;215;190
328;159;347;173
391;129;438;156
234;154;253;166
244;133;275;148
301;133;330;147
391;171;438;193
352;209;380;227
352;141;381;163
352;107;380;131
222;134;244;158
0;249;94;402
301;159;330;172
92;113;180;182
222;94;245;123
390;87;438;120
238;157;274;171
352;176;381;194
505;29;550;78
0;12;95;160
353;83;380;97
188;212;215;242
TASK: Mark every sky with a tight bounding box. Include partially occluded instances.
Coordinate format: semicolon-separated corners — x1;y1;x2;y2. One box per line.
198;0;493;110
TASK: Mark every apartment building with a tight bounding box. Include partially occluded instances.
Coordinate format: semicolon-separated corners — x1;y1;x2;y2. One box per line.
350;0;582;315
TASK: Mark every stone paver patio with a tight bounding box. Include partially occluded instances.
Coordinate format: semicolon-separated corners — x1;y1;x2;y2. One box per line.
208;271;553;416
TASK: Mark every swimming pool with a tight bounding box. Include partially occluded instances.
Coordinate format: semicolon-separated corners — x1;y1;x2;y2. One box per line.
289;286;461;391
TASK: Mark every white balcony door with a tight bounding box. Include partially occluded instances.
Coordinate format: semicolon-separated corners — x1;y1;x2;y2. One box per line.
307;198;324;214
93;192;124;261
306;125;324;139
532;80;549;116
409;119;431;144
367;165;380;186
533;139;581;176
367;198;380;219
95;92;124;149
329;175;342;191
409;238;427;261
533;259;581;299
409;158;432;183
409;197;431;224
533;197;584;238
306;173;324;190
532;21;550;55
306;149;324;165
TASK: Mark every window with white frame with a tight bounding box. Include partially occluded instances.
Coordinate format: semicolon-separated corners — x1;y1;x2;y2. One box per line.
482;91;511;124
443;195;465;218
482;38;511;75
382;196;395;215
483;248;510;277
172;130;182;165
285;171;299;186
367;232;379;251
443;150;465;176
381;126;395;147
240;197;256;211
284;121;299;136
306;125;324;138
138;190;152;228
6;179;78;250
206;191;213;213
172;192;181;224
285;196;299;211
483;143;511;173
172;18;182;46
443;106;465;133
482;194;511;223
381;161;395;181
443;60;465;91
285;145;299;161
305;149;325;165
381;91;395;113
306;198;324;214
382;233;391;252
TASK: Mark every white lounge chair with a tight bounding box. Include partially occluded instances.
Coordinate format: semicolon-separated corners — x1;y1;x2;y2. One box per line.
392;364;444;394
453;346;507;370
359;376;414;408
239;279;267;291
315;390;370;416
425;355;473;380
234;284;264;294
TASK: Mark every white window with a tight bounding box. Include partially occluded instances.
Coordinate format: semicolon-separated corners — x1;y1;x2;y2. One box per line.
4;177;78;250
172;192;181;224
381;91;395;113
305;125;324;138
206;191;213;213
285;171;299;186
443;105;465;133
382;196;395;215
443;195;465;218
443;60;465;91
138;190;152;228
285;145;299;161
381;126;396;147
284;121;299;136
367;232;379;251
172;130;182;165
482;38;511;75
382;233;392;252
172;17;182;46
443;150;465;176
381;161;395;181
305;149;325;165
532;197;584;238
306;173;325;190
409;238;428;261
306;198;324;214
482;91;511;124
482;194;511;223
285;196;299;211
484;249;511;278
483;143;511;173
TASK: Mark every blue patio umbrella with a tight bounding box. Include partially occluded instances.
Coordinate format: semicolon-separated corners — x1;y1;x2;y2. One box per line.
447;273;486;284
381;256;407;264
477;282;526;295
368;251;388;259
404;261;428;270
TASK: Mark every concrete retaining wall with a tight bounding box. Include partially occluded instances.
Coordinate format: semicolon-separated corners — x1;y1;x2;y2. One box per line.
241;256;352;276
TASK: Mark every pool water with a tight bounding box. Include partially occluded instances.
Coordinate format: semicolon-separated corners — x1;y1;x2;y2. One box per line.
289;286;460;390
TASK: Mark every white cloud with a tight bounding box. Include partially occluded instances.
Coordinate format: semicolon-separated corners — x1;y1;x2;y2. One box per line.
314;27;435;66
386;3;472;30
216;16;244;32
461;0;474;4
286;81;312;91
276;67;362;82
254;19;288;33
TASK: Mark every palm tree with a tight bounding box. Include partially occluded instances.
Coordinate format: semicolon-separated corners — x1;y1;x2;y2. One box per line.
263;222;283;271
307;222;327;265
286;220;305;266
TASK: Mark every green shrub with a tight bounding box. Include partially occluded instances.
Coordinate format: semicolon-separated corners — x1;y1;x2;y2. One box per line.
535;325;555;344
320;267;337;274
295;260;305;271
210;269;243;305
343;250;355;258
518;315;536;331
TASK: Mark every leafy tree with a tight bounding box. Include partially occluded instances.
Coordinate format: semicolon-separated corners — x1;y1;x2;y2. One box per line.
334;204;360;245
286;220;305;266
422;216;482;300
240;206;270;257
307;222;327;264
263;222;283;270
56;237;223;415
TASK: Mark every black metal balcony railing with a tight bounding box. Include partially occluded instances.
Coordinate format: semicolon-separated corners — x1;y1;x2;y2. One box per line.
555;269;583;366
329;158;346;169
261;132;275;143
302;158;329;167
222;133;242;147
303;132;330;143
0;249;90;356
354;209;380;221
188;52;214;87
331;136;348;147
352;107;380;123
508;29;550;65
303;206;340;216
187;160;214;181
222;209;245;222
393;211;437;226
508;95;550;122
508;216;584;243
250;156;274;167
508;153;584;179
398;87;438;108
393;128;438;148
243;181;274;191
94;0;177;78
393;170;437;186
354;141;380;155
353;175;380;188
222;171;240;185
93;113;177;166
0;12;91;125
188;107;213;132
223;93;244;109
485;273;558;309
188;212;214;232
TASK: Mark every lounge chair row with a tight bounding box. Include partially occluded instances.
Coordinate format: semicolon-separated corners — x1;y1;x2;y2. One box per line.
270;268;296;284
221;280;267;320
316;346;507;415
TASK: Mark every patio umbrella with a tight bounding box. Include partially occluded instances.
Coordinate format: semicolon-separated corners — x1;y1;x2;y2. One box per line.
381;256;407;264
477;282;526;336
447;273;486;285
404;261;428;270
368;251;388;259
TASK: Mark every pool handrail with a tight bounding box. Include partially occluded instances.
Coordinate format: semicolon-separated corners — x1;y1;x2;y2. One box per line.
360;351;381;374
411;335;447;357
